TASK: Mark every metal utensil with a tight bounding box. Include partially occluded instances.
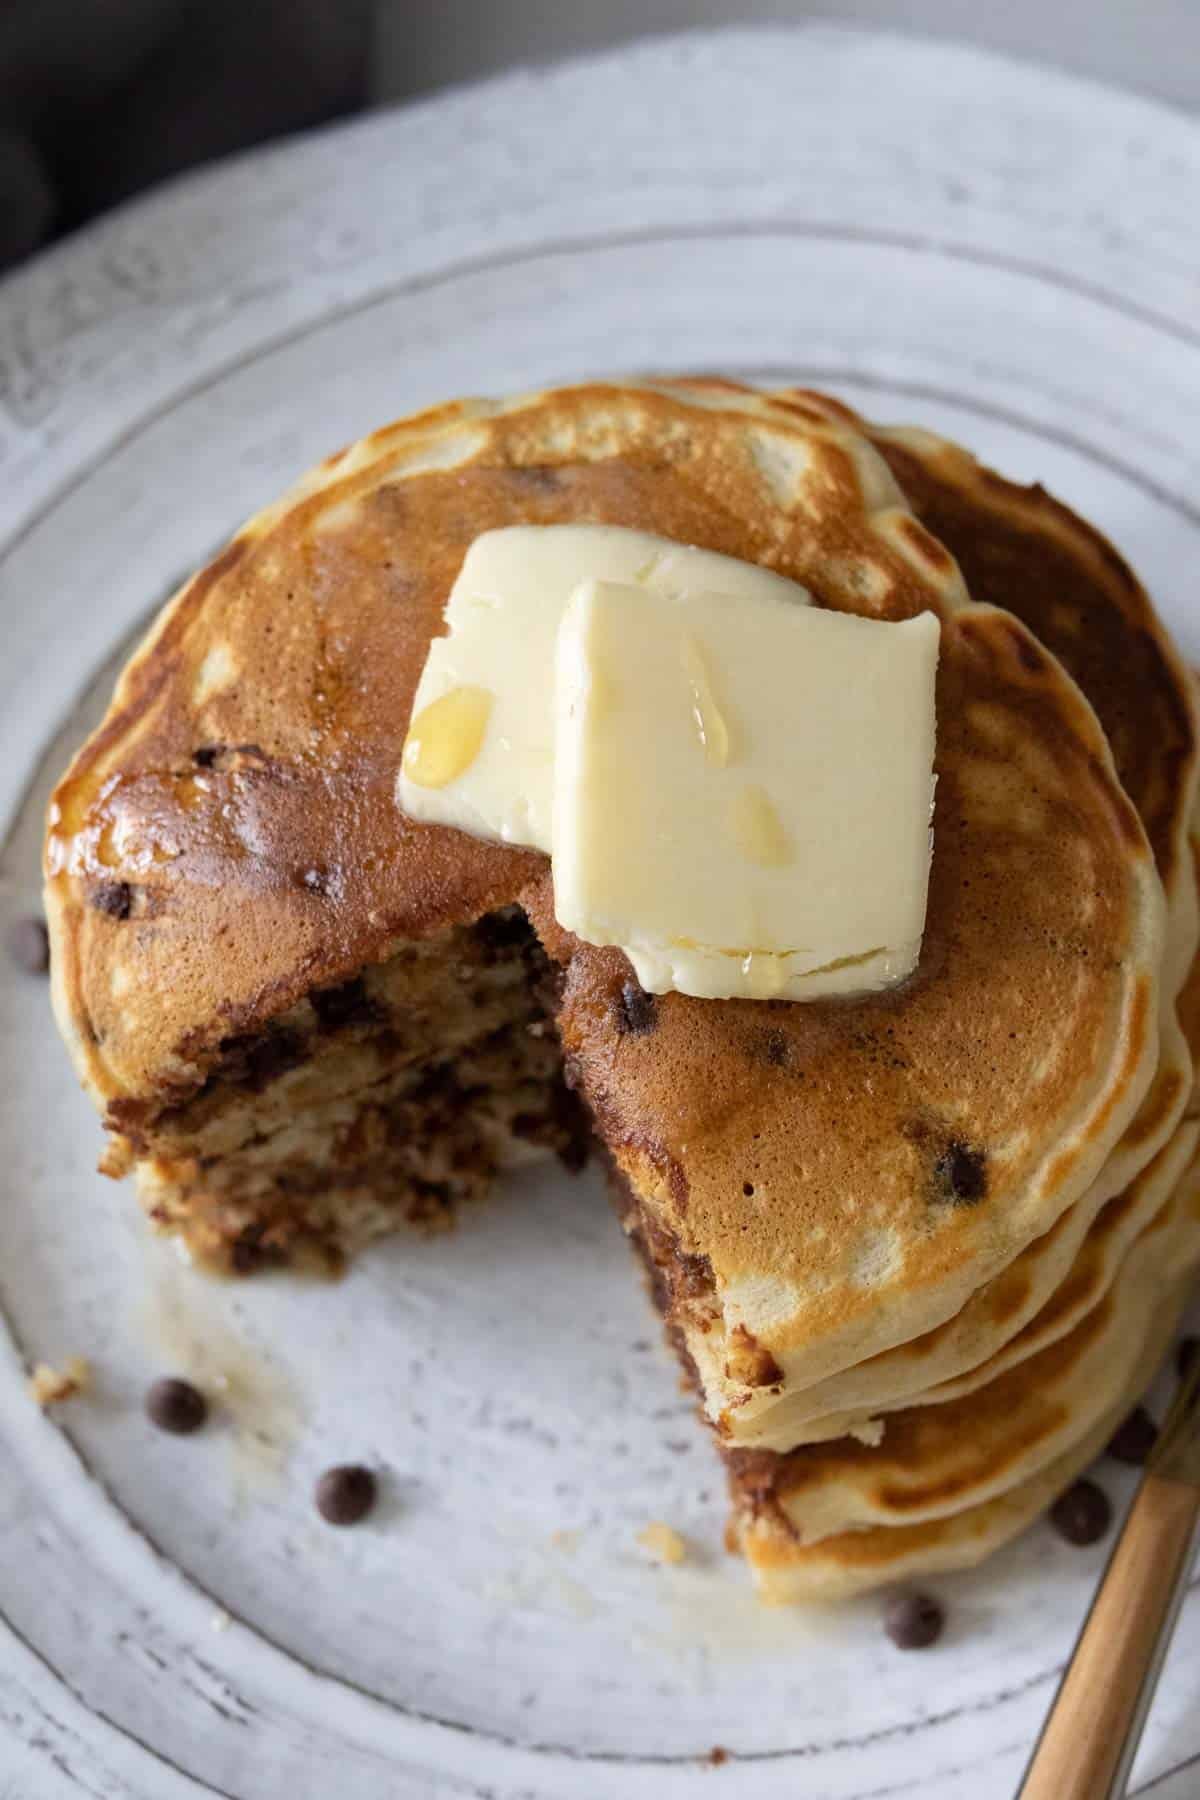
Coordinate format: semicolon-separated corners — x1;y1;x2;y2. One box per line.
1018;1350;1200;1799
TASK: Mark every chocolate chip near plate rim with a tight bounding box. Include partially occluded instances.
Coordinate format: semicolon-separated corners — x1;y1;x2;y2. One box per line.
1050;1478;1111;1547
315;1463;377;1525
6;916;49;974
1106;1404;1157;1465
145;1376;208;1434
1178;1336;1199;1382
884;1591;944;1650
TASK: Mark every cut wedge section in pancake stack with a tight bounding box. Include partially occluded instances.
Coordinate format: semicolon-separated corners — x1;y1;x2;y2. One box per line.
42;379;1198;1599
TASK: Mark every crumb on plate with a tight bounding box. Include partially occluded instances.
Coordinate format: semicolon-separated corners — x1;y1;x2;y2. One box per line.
637;1520;686;1564
28;1356;91;1407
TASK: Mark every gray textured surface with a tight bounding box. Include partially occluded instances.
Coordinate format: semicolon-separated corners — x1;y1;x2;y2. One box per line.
375;1;1200;111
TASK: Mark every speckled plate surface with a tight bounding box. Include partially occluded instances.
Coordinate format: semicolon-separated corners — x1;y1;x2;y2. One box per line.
1;26;1199;1799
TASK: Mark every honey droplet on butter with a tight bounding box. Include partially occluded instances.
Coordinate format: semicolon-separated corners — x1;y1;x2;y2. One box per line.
729;783;792;867
680;632;731;768
402;685;493;789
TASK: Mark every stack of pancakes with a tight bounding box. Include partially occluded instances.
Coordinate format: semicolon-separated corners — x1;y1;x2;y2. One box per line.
44;380;1200;1600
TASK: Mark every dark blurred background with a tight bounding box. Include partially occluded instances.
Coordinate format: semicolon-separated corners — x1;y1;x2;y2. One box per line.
2;0;1196;277
0;0;371;270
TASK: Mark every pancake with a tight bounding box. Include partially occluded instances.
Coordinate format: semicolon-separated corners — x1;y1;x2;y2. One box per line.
737;1348;1170;1604
734;1141;1200;1601
786;1114;1197;1444
732;1158;1199;1546
45;381;1162;1426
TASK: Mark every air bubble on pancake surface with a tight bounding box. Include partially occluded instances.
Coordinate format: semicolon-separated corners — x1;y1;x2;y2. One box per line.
744;426;814;507
526;419;576;456
845;1226;902;1286
312;498;363;538
967;701;1020;751
722;1271;799;1337
314;417;488;488
957;758;1049;835
387;428;486;479
194;642;238;705
818;555;891;604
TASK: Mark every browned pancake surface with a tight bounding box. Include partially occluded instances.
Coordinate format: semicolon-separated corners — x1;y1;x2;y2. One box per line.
45;381;1161;1383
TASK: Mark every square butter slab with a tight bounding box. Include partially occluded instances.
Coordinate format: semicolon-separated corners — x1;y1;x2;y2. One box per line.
553;580;939;1001
397;525;810;852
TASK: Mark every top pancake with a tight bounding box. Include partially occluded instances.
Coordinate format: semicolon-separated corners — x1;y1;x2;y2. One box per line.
44;381;1164;1411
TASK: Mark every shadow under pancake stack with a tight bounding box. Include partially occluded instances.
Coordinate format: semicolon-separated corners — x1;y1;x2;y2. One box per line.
41;380;1200;1602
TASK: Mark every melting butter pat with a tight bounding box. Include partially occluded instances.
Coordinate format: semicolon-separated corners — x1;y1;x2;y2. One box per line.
397;525;810;849
553;581;940;1001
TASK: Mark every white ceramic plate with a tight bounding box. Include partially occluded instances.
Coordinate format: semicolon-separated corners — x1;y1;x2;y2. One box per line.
2;26;1199;1798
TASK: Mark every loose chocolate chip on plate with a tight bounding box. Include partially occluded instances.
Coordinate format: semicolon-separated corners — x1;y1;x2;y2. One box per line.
145;1377;208;1435
1050;1479;1111;1546
1178;1336;1199;1382
315;1463;377;1526
1107;1404;1157;1466
6;916;49;974
616;979;657;1036
884;1591;944;1650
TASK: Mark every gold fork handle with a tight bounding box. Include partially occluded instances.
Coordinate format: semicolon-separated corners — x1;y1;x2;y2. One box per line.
1019;1474;1200;1800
